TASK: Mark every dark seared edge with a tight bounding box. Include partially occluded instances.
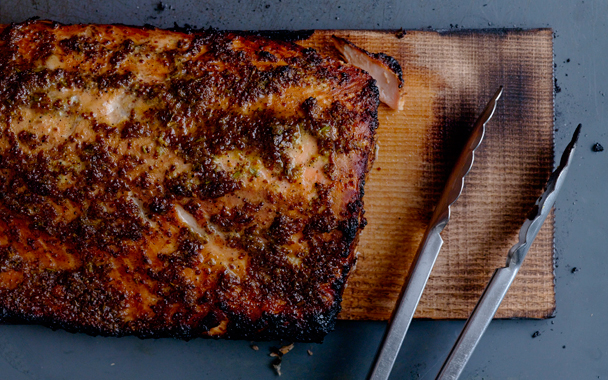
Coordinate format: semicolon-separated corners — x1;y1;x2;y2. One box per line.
0;20;379;342
332;35;403;87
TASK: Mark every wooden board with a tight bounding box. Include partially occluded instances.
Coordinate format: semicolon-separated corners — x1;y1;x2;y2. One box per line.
298;29;555;320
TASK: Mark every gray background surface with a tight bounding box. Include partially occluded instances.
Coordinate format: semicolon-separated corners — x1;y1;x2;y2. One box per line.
0;0;605;379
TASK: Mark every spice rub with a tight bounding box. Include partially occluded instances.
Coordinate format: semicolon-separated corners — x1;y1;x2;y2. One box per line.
0;20;378;341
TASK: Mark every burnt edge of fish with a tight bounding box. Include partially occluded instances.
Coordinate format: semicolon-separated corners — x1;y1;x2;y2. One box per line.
0;20;379;342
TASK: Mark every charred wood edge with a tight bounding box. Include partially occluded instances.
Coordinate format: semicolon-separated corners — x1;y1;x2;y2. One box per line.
435;27;550;35
10;20;546;38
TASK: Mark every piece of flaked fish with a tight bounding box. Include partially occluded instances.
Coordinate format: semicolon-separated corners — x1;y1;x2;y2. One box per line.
332;35;403;110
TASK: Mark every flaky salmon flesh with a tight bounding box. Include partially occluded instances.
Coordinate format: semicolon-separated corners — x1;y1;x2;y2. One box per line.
0;20;379;341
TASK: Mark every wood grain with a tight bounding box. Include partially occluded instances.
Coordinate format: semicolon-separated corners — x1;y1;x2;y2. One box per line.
298;29;555;320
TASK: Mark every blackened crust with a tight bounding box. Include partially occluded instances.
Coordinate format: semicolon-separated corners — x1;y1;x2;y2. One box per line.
374;52;403;87
0;20;379;342
0;302;340;342
332;35;403;87
231;29;316;43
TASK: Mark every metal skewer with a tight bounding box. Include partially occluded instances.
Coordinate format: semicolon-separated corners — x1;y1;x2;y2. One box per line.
368;87;504;380
435;124;581;380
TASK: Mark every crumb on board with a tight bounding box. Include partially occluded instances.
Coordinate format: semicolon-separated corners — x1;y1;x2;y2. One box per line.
269;343;295;376
307;349;313;356
154;2;166;12
571;267;579;273
532;331;541;338
279;343;295;355
592;143;604;152
554;78;562;93
272;358;282;376
251;344;259;351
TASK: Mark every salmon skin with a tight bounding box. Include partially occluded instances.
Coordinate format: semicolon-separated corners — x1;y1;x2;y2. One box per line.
0;20;378;342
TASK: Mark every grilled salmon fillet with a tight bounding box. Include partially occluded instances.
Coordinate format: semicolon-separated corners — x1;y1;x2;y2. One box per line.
0;20;378;341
